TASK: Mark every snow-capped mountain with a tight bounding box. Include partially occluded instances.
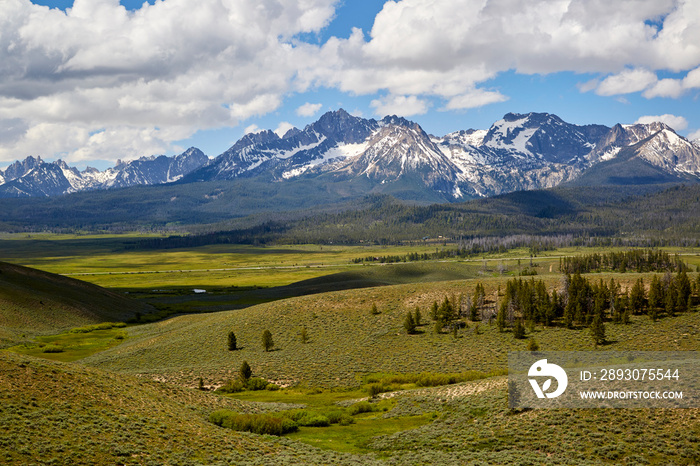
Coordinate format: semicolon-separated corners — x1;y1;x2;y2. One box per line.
189;109;697;199
183;110;378;183
0;148;208;197
2;110;698;200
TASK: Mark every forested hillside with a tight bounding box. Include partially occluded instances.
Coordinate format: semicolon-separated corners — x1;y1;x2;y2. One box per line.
135;184;700;249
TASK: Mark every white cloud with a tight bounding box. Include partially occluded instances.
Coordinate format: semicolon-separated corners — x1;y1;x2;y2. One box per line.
688;129;700;141
0;0;336;163
637;66;700;98
244;124;262;134
635;114;689;131
370;95;429;117
684;67;700;88
642;79;686;99
3;0;700;164
274;121;295;138
443;88;509;110
577;79;600;93
595;69;658;96
307;0;700;102
296;102;323;117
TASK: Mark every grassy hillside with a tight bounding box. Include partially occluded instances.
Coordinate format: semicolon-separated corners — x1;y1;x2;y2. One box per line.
3;350;698;465
84;274;700;388
0;261;153;347
0;351;388;465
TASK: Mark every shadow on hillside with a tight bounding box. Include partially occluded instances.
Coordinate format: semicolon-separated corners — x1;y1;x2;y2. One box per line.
122;263;481;317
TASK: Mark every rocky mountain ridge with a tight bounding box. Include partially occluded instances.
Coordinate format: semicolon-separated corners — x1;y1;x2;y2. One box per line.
2;110;699;200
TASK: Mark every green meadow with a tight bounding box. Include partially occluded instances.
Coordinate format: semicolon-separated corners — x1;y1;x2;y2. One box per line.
1;233;700;464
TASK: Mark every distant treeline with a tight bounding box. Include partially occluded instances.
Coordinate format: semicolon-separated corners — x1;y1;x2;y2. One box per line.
560;249;689;274
123;184;700;250
127;222;286;249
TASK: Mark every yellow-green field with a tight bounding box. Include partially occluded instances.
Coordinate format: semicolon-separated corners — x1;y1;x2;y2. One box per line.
2;234;700;465
1;233;698;290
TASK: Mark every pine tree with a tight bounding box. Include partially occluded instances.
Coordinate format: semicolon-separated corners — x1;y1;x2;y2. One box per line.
227;331;237;351
621;292;631;325
527;337;539;351
299;326;309;344
370;303;380;315
434;320;444;334
239;361;252;382
630;278;645;314
414;307;422;326
513;319;526;339
262;330;274;352
471;283;485;321
430;301;439;320
496;299;507;332
665;281;678;317
590;313;606;347
648;275;663;316
404;312;417;334
676;271;692;312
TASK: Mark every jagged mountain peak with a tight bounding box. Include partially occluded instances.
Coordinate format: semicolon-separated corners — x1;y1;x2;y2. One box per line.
308;108;376;143
0;148;209;197
482;112;607;164
380;115;418;128
282;127;302;139
436;129;488;149
2;155;44;182
2;109;698;201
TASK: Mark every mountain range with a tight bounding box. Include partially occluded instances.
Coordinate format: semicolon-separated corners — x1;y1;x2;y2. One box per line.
0;148;208;197
1;110;699;200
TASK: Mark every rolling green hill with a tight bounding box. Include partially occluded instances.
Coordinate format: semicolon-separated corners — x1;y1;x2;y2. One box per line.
0;261;153;346
83;275;700;388
0;351;382;465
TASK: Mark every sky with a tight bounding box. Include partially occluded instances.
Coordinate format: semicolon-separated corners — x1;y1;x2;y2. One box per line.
1;0;699;170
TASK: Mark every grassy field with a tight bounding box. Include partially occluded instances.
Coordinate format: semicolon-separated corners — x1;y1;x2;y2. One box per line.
0;260;152;347
2;236;700;464
82;272;700;388
2;233;697;289
3;350;698;465
5;323;130;362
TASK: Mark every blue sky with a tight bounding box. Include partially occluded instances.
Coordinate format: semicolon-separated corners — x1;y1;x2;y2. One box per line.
1;0;699;169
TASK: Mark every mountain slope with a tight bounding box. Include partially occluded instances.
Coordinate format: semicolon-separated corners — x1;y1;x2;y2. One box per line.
0;148;208;197
0;261;154;344
0;351;364;465
569;128;700;187
0;110;699;226
187;110;698;201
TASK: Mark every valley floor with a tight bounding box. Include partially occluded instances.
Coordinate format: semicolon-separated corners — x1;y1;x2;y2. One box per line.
1;236;699;464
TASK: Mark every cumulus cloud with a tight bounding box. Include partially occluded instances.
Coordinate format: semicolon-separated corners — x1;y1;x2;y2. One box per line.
306;0;700;102
0;0;336;163
370;95;429;117
244;124;262;134
2;0;700;164
594;69;658;96
296;102;323;117
443;88;509;110
635;114;689;131
640;66;700;98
